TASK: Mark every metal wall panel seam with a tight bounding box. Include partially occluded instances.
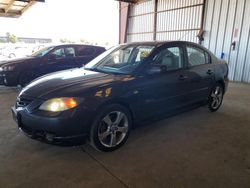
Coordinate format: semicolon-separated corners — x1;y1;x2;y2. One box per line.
203;0;214;48
214;0;223;55
208;0;216;50
227;0;238;70
221;0;230;57
209;0;222;53
234;0;248;81
229;0;245;80
241;25;250;82
221;0;236;65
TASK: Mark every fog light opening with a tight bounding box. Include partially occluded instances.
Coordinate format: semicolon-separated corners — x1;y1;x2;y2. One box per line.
45;133;54;142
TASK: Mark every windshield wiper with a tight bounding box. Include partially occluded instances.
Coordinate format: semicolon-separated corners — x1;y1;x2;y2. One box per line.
84;67;127;75
84;67;107;73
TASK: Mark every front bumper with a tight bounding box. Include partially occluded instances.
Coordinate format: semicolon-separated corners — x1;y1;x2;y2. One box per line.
11;102;94;145
0;71;19;86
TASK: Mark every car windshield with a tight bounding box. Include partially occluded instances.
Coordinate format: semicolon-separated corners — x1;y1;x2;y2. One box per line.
85;44;155;74
31;46;54;57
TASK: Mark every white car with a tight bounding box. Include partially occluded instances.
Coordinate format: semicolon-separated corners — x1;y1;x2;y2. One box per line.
2;46;32;59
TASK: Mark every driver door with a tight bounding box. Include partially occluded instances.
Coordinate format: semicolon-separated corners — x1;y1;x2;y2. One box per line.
43;47;77;74
136;44;192;118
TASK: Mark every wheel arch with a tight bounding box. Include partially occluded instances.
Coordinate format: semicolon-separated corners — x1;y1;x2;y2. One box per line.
216;79;225;94
96;99;135;127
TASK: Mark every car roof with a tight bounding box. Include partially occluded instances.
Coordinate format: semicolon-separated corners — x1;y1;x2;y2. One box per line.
122;40;199;46
50;44;105;49
121;40;211;53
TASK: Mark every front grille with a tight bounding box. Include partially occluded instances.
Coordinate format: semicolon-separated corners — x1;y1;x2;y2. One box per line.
16;97;33;108
16;95;43;113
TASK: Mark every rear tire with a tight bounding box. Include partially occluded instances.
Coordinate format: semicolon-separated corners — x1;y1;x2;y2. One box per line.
208;83;224;112
89;104;132;152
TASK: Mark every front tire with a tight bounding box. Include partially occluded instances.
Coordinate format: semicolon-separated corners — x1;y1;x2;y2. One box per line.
208;83;224;112
90;104;132;152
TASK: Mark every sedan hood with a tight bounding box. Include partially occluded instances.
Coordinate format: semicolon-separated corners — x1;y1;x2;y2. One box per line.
0;56;35;67
20;68;121;99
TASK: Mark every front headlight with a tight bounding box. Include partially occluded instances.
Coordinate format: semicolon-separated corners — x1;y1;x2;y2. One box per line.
2;66;15;71
39;97;83;112
0;67;3;72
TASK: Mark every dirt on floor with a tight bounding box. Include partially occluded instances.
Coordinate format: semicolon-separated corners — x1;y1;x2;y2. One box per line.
0;83;250;188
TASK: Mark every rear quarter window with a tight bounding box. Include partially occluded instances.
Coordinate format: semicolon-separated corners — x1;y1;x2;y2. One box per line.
76;46;96;56
187;46;210;66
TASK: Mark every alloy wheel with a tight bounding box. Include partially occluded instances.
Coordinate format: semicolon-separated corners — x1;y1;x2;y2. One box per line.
98;111;129;148
210;86;223;110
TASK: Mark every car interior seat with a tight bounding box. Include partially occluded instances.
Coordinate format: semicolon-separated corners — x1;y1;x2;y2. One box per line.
161;51;179;70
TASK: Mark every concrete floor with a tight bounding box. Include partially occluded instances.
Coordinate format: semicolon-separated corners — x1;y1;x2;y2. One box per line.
0;83;250;188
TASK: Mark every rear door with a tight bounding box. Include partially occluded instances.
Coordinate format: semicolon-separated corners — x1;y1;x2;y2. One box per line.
184;45;215;102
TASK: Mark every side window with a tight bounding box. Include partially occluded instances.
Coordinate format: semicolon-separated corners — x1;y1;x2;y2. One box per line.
84;47;96;56
187;46;207;66
135;47;152;62
152;46;183;71
76;46;95;56
113;46;153;65
51;48;65;58
97;45;154;72
64;47;75;57
116;47;132;63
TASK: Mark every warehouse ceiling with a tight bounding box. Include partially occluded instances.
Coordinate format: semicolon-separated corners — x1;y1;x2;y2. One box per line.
115;0;139;3
0;0;44;18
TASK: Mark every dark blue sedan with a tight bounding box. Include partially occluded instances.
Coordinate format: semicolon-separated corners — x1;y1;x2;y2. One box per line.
0;44;106;86
11;41;228;152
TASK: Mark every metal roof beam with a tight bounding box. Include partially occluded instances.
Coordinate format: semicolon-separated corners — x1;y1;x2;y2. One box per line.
4;0;15;13
115;0;139;4
21;1;36;14
0;12;21;17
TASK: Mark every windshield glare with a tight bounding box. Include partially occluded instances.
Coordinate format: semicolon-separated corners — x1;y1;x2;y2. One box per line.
31;46;54;57
85;44;155;74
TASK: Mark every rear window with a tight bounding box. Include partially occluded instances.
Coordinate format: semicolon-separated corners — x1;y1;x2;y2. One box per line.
76;46;96;56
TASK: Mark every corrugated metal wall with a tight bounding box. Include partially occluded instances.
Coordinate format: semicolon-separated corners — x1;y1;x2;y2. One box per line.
203;0;250;83
126;0;250;83
127;0;154;42
127;0;204;43
156;0;203;42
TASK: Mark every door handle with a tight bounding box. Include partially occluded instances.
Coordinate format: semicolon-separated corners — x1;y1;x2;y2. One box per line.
179;75;188;80
207;69;213;75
